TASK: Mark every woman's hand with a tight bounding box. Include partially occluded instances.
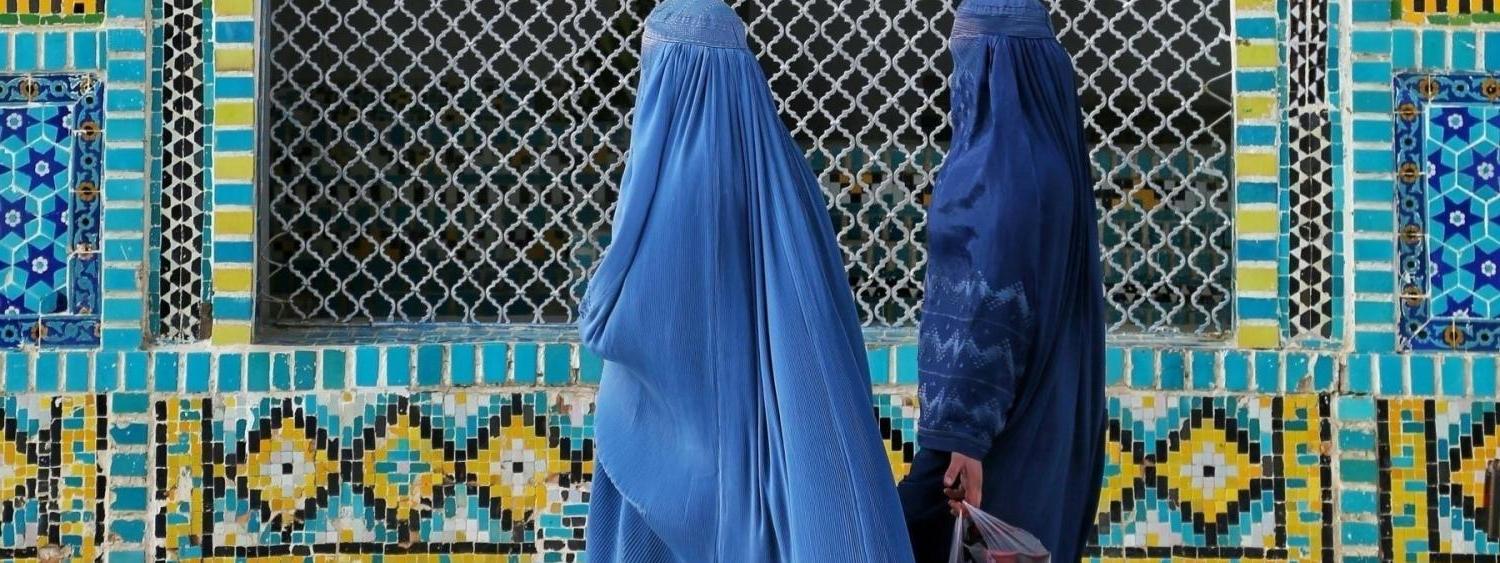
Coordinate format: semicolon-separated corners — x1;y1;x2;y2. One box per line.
942;452;983;516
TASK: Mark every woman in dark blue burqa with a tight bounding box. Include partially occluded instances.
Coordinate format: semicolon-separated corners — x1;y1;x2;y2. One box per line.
897;0;1107;561
579;0;914;561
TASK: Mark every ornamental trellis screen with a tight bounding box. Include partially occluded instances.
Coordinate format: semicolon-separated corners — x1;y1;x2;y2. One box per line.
261;0;1233;337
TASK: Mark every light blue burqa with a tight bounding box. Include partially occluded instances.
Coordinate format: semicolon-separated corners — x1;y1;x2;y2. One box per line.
579;1;915;561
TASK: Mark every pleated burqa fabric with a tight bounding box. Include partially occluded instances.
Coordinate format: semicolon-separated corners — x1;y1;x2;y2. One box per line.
578;1;915;561
896;0;1107;561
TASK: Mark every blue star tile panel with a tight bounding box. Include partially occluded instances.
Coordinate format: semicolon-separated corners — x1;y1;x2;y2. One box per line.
0;75;101;347
1394;73;1500;351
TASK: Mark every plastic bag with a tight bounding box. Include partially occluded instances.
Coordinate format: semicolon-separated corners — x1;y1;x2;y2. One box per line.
948;503;1051;563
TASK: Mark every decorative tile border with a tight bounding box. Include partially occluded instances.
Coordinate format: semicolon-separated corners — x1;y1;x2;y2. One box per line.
207;0;255;345
1233;0;1284;349
1398;0;1500;24
0;0;105;26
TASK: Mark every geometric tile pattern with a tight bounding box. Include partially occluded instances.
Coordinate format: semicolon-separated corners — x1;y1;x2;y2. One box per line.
1086;395;1332;561
1399;0;1500;23
157;0;208;342
0;395;104;561
0;74;102;348
1288;0;1336;340
155;392;596;560
1395;73;1500;351
1378;399;1500;561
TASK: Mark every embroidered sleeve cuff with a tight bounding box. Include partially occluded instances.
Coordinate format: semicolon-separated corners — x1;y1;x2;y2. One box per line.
917;428;992;460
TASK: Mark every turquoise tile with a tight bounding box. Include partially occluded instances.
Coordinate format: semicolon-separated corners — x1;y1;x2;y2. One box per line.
1239;239;1278;261
184;352;210;393
1350;1;1390;22
73;30;99;70
106;0;143;18
354;346;379;387
1353;269;1394;293
1454;32;1477;70
1350;30;1391;54
272;353;292;391
246;352;270;392
1379;353;1404;394
544;344;571;385
580;347;603;384
106;29;146;52
482;343;508;384
1225;352;1250;391
1340;395;1376;422
1236;16;1276;39
1158;350;1184;390
895;344;918;384
322;349;346;390
1235;70;1277;93
1422;30;1447;69
1347;354;1373;393
1354;301;1395;324
42;32;64;70
293;350;316;390
217;353;242;392
1340;428;1376;450
153;352;177;392
1342;489;1378;515
1442;356;1466;396
416;345;443;386
108;57;147;82
1487;32;1500;71
1190;351;1216;389
1476;356;1496;397
1105;347;1124;386
1410;356;1435;395
1284;353;1309;390
1355;330;1396;352
866;347;890;385
385;347;411;387
1352;120;1391;144
449;344;475;386
1393;30;1418;68
1128;348;1154;388
1351;147;1391;172
34;353;57;392
13;33;36;71
4;353;26;392
513;343;538;384
123;352;147;390
1255;352;1279;393
94;352;118;391
1313;355;1335;390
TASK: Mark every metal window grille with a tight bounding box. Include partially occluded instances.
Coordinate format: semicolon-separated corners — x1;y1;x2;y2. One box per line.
262;0;1233;336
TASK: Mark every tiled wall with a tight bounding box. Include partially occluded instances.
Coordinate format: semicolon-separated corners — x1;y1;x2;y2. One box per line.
0;0;1493;560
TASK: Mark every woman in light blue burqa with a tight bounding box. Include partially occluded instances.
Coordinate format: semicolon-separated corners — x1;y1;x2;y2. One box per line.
578;1;915;561
897;0;1106;561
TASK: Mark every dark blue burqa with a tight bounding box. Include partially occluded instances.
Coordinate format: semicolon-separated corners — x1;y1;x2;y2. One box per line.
897;1;1107;561
579;1;914;561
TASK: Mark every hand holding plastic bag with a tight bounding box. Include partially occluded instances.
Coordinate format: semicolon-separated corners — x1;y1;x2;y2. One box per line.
948;503;1051;563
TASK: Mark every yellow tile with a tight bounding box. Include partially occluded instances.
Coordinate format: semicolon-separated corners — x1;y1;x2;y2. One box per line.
214;154;254;182
213;322;252;345
1237;324;1279;348
215;100;254;127
215;209;254;236
216;0;253;16
1235;0;1274;9
1236;151;1277;177
1236;95;1277;120
215;267;253;292
1237;208;1279;234
216;47;255;72
1237;43;1279;69
1237;266;1277;292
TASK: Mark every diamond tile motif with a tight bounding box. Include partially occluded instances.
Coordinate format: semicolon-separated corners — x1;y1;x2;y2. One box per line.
1394;74;1500;351
156;392;596;558
1378;399;1500;560
0;75;101;348
1087;395;1331;561
1288;0;1335;339
157;0;207;342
